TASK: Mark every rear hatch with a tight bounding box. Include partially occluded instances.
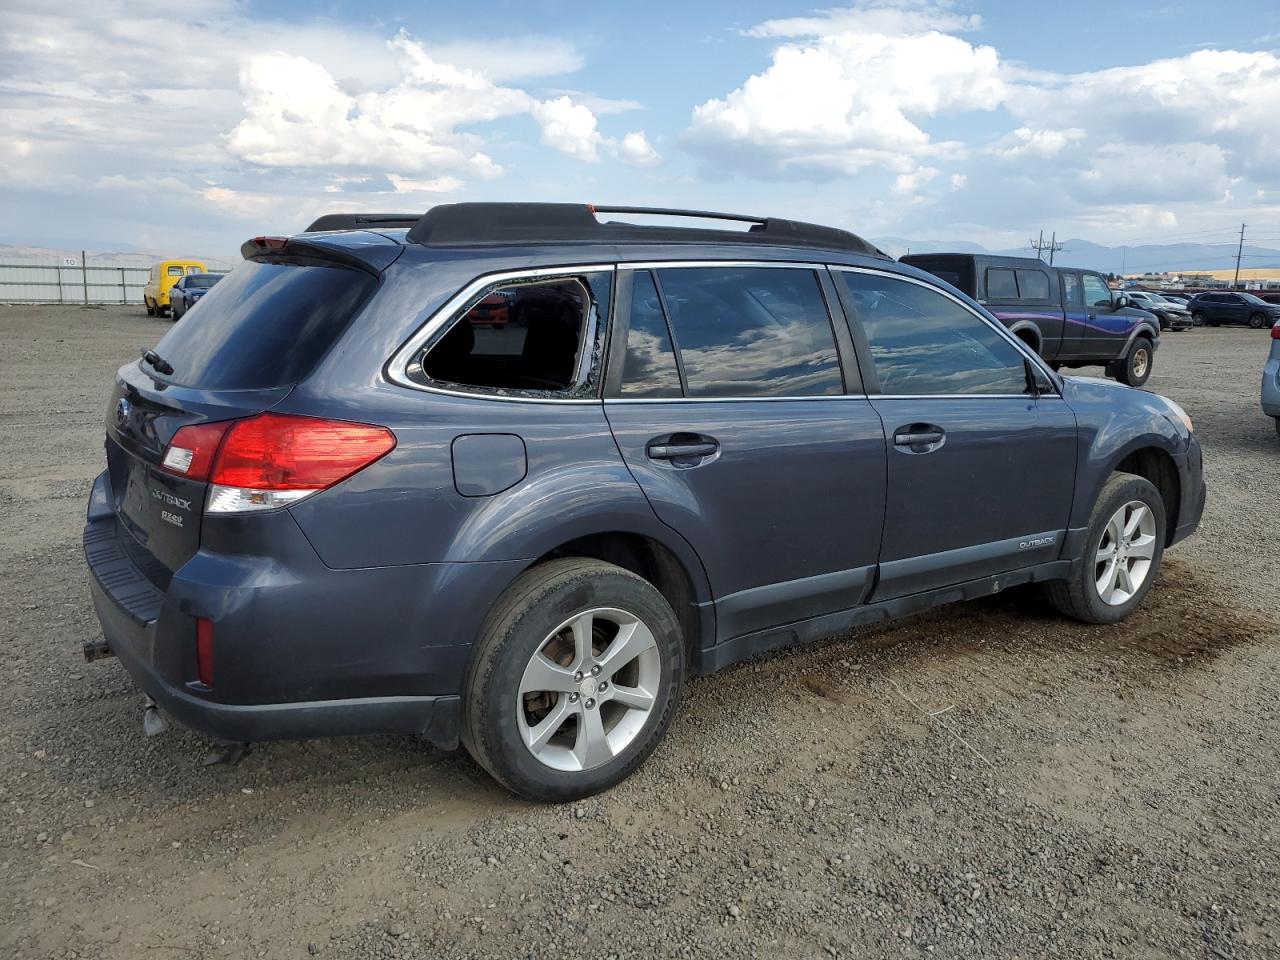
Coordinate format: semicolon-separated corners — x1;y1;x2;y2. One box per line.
104;251;381;587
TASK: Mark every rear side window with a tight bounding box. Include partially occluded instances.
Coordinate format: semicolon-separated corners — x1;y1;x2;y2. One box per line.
655;267;842;398
619;271;682;398
166;265;184;277
420;272;611;398
985;268;1018;300
151;260;376;389
1015;269;1050;301
840;271;1028;396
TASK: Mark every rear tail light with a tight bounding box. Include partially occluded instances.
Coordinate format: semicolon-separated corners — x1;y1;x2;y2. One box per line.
161;413;396;514
1272;322;1280;340
162;421;233;479
196;617;214;686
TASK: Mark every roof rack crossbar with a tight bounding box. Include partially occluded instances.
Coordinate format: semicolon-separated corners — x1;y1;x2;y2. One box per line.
589;205;767;225
402;203;886;258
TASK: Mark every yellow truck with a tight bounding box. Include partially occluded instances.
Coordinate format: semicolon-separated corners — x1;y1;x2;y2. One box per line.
143;260;207;316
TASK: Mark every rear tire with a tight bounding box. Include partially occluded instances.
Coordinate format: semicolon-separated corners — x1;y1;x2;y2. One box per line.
144;299;155;317
462;558;684;802
1115;337;1153;387
1249;312;1267;330
1274;417;1280;440
1044;473;1166;625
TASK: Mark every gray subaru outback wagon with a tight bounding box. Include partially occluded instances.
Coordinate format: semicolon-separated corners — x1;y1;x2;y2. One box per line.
84;203;1205;800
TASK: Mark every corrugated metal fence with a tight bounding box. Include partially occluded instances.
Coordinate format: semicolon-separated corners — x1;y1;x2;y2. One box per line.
0;251;237;304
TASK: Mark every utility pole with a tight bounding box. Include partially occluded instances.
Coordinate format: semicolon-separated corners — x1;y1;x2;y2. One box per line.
1233;223;1246;290
1030;230;1064;264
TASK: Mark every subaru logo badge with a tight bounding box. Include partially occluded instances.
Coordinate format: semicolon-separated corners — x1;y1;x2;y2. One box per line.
115;397;130;425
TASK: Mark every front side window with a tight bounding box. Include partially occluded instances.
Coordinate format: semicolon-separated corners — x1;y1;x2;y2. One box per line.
419;272;611;398
840;271;1028;396
619;271;682;398
654;267;843;398
1083;274;1112;308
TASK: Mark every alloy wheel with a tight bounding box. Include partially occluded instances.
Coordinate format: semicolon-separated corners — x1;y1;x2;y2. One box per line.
1132;348;1149;379
516;607;661;772
1094;500;1157;605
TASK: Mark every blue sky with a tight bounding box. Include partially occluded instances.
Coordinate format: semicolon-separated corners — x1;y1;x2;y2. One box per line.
3;0;1279;256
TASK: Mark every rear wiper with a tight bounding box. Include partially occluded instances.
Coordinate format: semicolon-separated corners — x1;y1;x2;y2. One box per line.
141;349;174;376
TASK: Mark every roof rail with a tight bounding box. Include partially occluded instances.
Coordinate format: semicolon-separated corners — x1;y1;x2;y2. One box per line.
403;203;886;257
304;213;421;232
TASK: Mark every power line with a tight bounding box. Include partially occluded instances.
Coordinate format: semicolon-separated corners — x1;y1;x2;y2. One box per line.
1234;223;1246;289
1029;230;1065;264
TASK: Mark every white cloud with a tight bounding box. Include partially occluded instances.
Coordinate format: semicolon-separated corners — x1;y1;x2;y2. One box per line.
685;9;1003;180
746;1;982;40
685;4;1280;244
531;95;662;166
0;2;658;243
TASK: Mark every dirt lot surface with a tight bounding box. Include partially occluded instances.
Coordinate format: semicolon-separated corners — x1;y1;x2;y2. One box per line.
2;306;1278;959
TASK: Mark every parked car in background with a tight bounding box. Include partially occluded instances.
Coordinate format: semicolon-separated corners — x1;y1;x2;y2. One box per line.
1124;291;1193;331
467;291;511;327
1161;293;1191;304
143;260;207;316
82;202;1205;801
169;273;222;320
1187;291;1280;329
1259;293;1280;305
900;253;1161;385
1264;321;1280;437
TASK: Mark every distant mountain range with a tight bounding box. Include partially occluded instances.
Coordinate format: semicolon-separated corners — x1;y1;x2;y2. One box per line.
3;236;1279;278
874;237;1280;276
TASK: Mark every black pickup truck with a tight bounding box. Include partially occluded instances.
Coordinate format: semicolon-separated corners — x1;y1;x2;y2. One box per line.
901;253;1161;387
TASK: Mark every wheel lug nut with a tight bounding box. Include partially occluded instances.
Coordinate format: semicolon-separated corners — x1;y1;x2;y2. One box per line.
590;664;601;676
574;671;583;683
598;681;608;691
585;698;595;709
568;693;579;703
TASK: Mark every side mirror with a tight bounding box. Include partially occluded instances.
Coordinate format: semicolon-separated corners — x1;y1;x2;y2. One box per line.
1114;294;1130;309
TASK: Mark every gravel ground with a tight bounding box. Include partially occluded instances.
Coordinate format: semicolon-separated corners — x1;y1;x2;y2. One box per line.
2;306;1278;960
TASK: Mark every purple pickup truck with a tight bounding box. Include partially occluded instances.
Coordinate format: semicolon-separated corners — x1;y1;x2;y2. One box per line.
902;253;1161;387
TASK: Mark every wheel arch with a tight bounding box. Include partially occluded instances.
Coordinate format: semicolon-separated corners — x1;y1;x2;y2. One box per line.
1075;440;1182;546
1007;321;1042;354
523;530;712;665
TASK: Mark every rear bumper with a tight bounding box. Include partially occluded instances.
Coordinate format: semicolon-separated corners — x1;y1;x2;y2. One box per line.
87;573;459;745
82;470;526;747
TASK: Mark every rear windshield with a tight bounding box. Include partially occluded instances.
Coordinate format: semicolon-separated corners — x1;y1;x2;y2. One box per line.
186;274;220;288
150;260;376;389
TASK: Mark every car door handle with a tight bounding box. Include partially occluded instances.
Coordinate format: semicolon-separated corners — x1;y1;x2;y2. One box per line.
893;424;946;453
646;434;720;462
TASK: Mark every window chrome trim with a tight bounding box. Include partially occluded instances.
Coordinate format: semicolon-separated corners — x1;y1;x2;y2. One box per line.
829;264;1064;394
383;259;1062;404
606;394;869;404
621;260;829;271
384;264;617;400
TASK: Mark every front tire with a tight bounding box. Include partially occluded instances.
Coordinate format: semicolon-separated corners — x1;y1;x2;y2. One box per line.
1115;337;1153;387
1044;473;1166;624
1249;312;1267;330
462;558;684;802
1191;311;1205;327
